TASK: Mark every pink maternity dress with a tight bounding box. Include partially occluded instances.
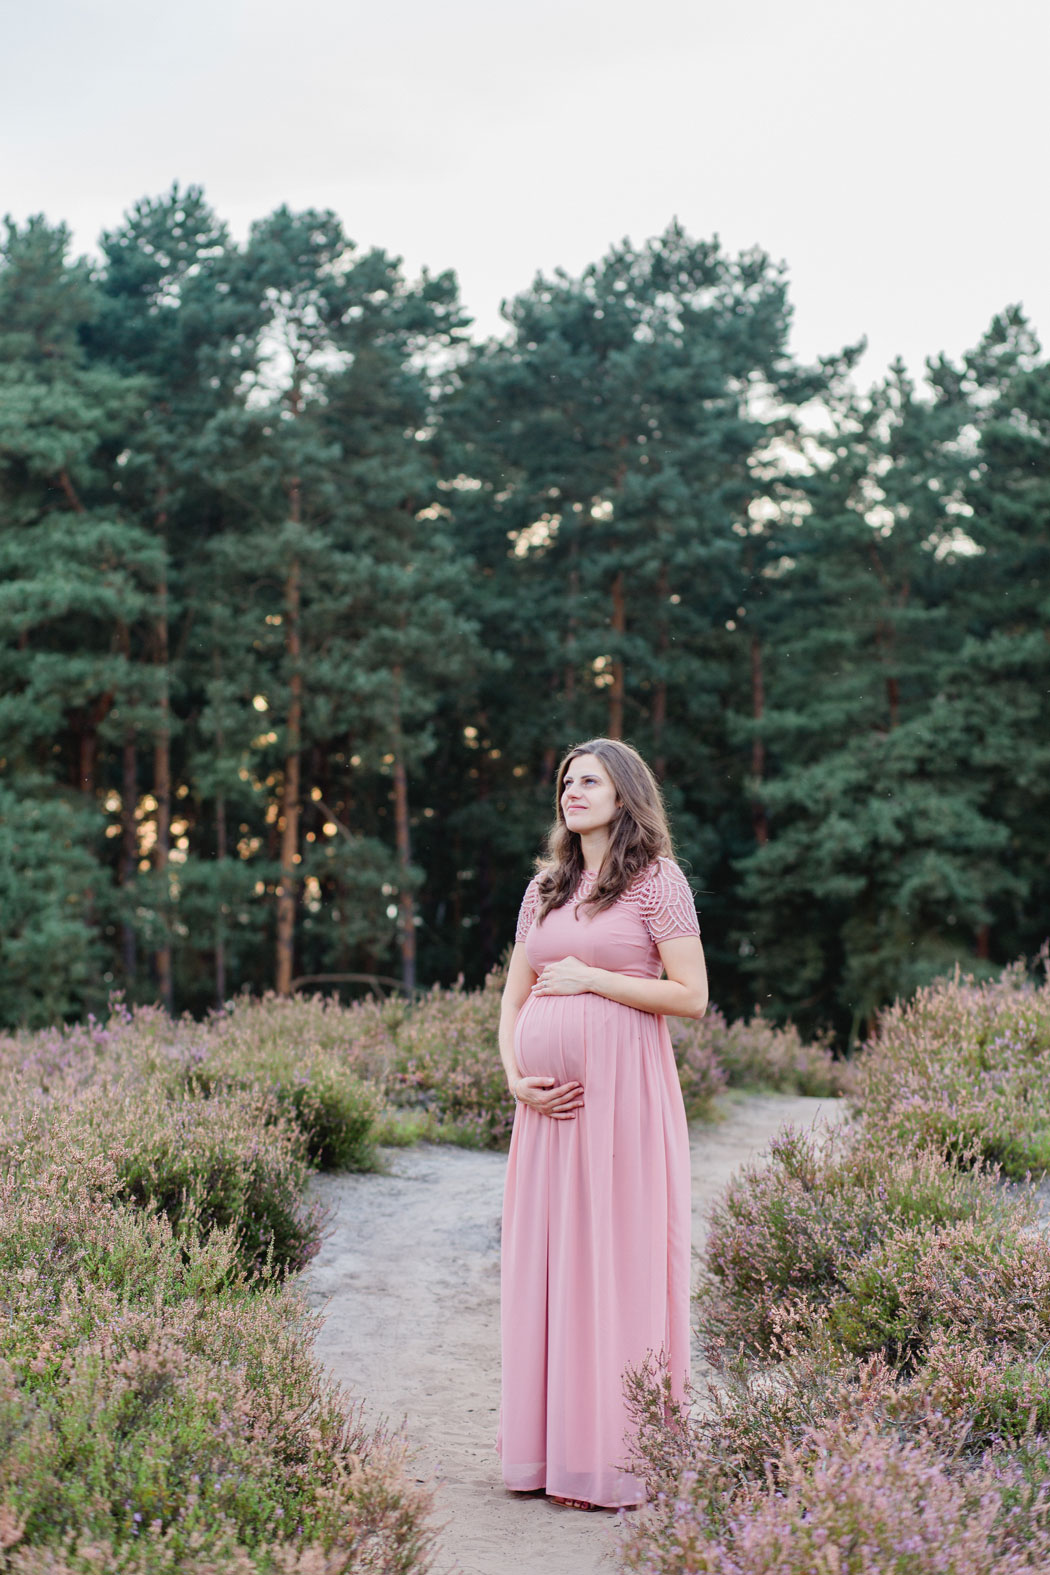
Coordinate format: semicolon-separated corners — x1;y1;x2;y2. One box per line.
497;857;699;1509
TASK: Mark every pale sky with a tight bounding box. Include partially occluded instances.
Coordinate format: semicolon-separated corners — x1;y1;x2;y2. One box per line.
4;0;1048;389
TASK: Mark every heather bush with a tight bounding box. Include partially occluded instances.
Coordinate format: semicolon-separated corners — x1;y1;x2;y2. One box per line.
2;981;846;1168
0;993;396;1173
0;1234;434;1568
184;1037;383;1173
52;1085;327;1277
670;1005;849;1100
620;1413;1050;1575
697;1122;1026;1359
827;1219;1050;1366
384;973;512;1148
625;1326;1050;1553
664;1025;727;1118
622;1338;900;1531
626;957;1050;1572
0;1151;250;1377
853;958;1050;1177
903;1335;1050;1451
625;1347;1050;1567
1;1313;432;1569
208;990;402;1069
0;1118;434;1571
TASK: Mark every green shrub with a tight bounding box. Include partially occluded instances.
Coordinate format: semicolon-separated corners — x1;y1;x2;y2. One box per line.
623;1338;899;1535
203;989;402;1086
385;973;512;1148
905;1334;1050;1450
0;1116;435;1572
698;1122;1025;1359
665;1024;726;1118
1;982;849;1172
1;1313;432;1569
853;960;1050;1177
59;1087;325;1278
827;1219;1050;1364
628;957;1050;1574
620;1413;1050;1575
185;1042;382;1173
672;1005;850;1098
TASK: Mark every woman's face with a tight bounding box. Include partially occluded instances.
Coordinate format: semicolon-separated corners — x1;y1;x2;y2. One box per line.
560;753;619;835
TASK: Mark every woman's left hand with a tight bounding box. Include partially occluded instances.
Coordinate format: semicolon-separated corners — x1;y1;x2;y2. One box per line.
530;956;597;997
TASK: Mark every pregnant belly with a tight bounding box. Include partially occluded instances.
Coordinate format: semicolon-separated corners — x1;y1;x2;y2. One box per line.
514;993;625;1087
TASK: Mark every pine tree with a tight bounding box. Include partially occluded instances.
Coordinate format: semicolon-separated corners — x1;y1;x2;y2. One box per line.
942;310;1050;963
0;215;154;1018
440;222;829;966
732;348;1024;1043
197;207;479;996
89;184;266;1009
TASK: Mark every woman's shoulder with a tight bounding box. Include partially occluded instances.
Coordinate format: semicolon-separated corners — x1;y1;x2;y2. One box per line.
629;856;692;926
523;866;555;898
515;874;542;942
632;856;700;938
630;855;688;894
519;870;548;907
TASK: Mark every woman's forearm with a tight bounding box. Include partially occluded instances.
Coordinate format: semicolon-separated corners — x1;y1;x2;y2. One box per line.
499;999;527;1093
499;943;539;1094
587;967;706;1020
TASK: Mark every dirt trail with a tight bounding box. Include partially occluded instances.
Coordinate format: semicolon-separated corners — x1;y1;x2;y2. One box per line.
302;1092;846;1575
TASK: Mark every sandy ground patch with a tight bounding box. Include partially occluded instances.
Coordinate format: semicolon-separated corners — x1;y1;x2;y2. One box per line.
302;1091;846;1575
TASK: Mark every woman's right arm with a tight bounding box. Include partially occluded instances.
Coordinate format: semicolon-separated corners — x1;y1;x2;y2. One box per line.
499;943;584;1120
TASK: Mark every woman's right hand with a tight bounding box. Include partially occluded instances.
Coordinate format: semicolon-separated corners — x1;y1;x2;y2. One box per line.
514;1075;584;1119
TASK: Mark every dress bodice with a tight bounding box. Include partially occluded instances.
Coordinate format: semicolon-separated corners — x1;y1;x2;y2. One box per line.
514;858;700;981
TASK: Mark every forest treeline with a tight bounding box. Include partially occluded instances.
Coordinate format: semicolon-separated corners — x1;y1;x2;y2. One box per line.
1;184;1047;1043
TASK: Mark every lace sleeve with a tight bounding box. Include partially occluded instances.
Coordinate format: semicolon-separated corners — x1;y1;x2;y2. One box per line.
639;859;700;944
515;876;542;944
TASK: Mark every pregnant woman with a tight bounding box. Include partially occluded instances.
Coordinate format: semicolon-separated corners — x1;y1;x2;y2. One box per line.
496;737;709;1511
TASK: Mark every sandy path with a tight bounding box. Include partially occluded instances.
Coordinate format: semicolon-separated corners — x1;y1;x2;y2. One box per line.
302;1092;846;1575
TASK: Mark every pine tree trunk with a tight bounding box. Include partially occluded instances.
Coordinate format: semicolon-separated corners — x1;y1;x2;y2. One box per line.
154;560;173;1014
276;543;302;997
74;693;113;798
390;665;416;994
121;734;138;984
652;563;668;779
475;737;496;973
115;619;138;985
79;729;97;798
564;550;579;724
214;686;228;1005
393;762;416;995
214;785;227;1004
58;468;83;513
886;673;900;729
750;634;769;846
608;570;626;740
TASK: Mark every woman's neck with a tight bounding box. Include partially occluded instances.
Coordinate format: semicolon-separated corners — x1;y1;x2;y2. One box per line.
578;828;611;874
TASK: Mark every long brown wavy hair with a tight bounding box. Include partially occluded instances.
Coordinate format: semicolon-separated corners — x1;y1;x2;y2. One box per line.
534;738;675;923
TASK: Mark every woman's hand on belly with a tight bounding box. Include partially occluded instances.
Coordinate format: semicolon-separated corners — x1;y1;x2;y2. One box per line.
515;1075;584;1119
530;956;596;997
